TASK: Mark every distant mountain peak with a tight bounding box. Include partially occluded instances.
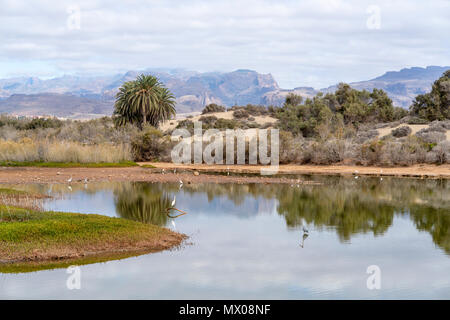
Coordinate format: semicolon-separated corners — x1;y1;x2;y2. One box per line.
0;65;449;117
372;65;450;81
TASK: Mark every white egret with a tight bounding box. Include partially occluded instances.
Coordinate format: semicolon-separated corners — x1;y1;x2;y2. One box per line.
67;176;73;183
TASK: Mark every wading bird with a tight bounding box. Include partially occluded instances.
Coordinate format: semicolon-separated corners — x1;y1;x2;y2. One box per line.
300;232;309;248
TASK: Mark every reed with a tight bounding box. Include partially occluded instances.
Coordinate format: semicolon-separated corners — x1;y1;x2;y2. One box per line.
0;139;132;163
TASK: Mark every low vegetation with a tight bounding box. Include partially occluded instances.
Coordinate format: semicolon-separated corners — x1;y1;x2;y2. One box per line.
0;71;448;166
0;139;132;164
201;103;226;114
410;70;450;121
0;187;184;269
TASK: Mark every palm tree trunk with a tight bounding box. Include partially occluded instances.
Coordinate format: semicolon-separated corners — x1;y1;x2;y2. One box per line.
142;110;147;126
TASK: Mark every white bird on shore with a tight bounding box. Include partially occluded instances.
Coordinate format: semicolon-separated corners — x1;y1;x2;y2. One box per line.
84;178;88;184
355;176;359;179
302;226;309;234
67;176;73;183
171;196;176;207
179;179;183;188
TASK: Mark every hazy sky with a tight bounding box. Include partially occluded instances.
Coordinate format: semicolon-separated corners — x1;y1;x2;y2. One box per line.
1;0;449;88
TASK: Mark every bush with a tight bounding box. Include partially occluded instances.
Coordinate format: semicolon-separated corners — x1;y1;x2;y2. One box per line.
131;127;173;162
233;109;249;119
415;131;446;144
404;116;429;124
355;129;378;144
198;116;218;126
427;141;450;164
201;104;226;114
392;126;412;138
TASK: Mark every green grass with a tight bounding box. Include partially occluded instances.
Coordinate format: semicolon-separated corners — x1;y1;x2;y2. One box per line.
0;161;138;168
0;206;183;273
0;187;29;196
140;164;156;168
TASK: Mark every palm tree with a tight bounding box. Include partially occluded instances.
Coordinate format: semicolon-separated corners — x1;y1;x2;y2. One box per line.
113;74;176;128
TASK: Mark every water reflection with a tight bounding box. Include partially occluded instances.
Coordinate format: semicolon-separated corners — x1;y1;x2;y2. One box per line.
13;176;450;254
114;183;171;226
3;176;449;299
106;177;449;254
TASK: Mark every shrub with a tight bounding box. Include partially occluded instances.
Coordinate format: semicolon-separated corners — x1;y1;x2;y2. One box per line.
427;141;450;164
198;116;218;126
405;116;429;124
131;126;172;162
415;131;446;144
279;131;304;164
233;109;249;119
392;126;412;138
355;129;378;144
201;104;226;114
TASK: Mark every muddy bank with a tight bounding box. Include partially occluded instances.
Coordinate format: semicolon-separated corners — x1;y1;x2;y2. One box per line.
146;163;450;179
0;163;448;185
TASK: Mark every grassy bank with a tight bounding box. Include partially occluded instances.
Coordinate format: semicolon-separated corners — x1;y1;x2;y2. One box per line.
0;160;138;168
0;188;185;272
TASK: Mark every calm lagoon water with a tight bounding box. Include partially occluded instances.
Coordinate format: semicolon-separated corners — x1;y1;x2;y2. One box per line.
1;176;449;299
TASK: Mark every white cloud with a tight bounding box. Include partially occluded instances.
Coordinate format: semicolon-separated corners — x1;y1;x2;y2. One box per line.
0;0;449;88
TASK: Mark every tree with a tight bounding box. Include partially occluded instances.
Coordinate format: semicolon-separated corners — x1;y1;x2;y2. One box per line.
410;70;450;121
285;93;303;107
113;74;176;128
275;84;397;137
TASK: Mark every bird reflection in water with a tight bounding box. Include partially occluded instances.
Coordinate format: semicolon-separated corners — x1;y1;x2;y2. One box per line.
300;226;309;248
166;196;188;231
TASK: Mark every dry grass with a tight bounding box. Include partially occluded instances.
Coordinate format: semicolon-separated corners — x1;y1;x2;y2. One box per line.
0;138;132;163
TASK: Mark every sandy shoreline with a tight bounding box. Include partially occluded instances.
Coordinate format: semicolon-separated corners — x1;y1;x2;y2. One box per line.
0;163;448;184
146;163;450;178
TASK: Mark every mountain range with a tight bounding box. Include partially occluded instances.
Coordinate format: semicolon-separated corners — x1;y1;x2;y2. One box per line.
0;66;448;119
